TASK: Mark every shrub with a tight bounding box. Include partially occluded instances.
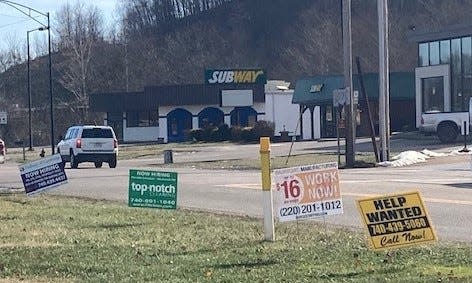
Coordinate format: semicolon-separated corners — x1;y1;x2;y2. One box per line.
213;124;231;141
252;120;275;140
230;126;243;141
202;126;217;142
241;127;255;142
190;124;232;142
189;128;204;141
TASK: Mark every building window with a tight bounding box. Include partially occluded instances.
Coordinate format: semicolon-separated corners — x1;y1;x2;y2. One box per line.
419;43;429;66
462;37;472;111
126;111;159;127
429;41;440;65
418;35;472;112
325;105;333;122
451;38;462;111
440;40;450;64
422;77;444;113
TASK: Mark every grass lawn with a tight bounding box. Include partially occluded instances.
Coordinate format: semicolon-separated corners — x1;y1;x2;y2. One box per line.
6;142;383;170
160;152;382;170
1;194;471;282
5;142;213;164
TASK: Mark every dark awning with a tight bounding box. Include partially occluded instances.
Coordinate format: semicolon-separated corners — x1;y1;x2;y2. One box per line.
292;72;414;106
90;83;265;112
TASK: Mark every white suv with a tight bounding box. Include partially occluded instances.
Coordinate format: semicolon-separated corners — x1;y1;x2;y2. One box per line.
57;125;118;169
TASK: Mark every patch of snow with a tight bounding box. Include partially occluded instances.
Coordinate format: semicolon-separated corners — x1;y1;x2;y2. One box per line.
378;151;429;167
377;148;471;167
420;149;447;157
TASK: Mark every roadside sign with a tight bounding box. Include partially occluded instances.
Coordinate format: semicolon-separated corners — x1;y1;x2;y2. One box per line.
273;162;343;222
128;169;177;209
0;111;6;124
19;154;68;196
357;191;437;251
333;87;350;107
353;90;359;105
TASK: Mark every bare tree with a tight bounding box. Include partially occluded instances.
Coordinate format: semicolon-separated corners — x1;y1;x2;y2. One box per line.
119;0;233;37
1;35;24;70
55;1;104;122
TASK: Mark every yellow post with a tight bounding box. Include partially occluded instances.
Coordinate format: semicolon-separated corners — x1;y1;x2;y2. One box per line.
260;137;275;241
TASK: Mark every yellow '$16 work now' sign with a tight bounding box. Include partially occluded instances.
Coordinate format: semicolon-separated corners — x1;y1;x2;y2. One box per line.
357;191;437;250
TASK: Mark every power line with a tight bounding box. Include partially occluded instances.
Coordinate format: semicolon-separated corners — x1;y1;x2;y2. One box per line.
0;17;42;30
0;12;31;18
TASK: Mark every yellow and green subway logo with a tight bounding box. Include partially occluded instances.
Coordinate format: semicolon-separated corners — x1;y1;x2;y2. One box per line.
205;69;267;84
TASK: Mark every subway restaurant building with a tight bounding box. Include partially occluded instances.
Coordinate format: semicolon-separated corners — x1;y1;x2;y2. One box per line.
90;69;268;143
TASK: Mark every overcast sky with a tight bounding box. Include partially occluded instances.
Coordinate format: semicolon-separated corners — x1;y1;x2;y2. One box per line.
0;0;119;50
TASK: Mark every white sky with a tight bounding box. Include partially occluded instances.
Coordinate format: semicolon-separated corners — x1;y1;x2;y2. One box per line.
0;0;119;51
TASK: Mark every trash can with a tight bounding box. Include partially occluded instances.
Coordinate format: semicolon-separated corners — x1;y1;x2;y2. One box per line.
163;149;173;164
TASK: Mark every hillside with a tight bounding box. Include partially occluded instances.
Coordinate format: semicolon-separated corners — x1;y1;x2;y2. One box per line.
122;0;472;86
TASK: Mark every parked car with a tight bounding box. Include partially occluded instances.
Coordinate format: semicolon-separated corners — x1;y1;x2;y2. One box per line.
57;125;118;169
0;138;5;156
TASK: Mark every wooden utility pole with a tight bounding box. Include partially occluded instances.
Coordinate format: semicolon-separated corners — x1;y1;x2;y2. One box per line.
342;0;355;167
378;0;390;161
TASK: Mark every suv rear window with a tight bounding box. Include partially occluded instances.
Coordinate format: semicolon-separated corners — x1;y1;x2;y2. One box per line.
82;128;113;138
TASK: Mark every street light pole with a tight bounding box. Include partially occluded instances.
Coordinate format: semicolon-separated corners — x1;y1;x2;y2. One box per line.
47;13;54;154
27;30;32;151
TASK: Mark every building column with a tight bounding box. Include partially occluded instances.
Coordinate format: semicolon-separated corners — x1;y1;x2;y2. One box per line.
224;115;231;126
192;116;199;129
159;117;168;143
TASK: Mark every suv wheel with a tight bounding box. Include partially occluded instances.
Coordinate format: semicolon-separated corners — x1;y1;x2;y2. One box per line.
94;162;103;168
108;155;117;168
70;152;79;169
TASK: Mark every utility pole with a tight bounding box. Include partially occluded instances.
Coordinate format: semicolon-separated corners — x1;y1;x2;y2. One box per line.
378;0;390;161
342;0;355;167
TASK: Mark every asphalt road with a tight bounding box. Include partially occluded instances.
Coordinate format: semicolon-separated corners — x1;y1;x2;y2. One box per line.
1;136;471;243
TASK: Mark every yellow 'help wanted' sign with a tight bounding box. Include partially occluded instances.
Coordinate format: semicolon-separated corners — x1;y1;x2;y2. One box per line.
357;191;437;250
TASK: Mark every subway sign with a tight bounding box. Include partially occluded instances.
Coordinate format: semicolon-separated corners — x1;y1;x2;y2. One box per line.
205;69;267;84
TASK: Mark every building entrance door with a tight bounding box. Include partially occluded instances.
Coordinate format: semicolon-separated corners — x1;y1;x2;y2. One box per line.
415;64;450;128
107;112;123;141
167;108;192;142
320;105;336;138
